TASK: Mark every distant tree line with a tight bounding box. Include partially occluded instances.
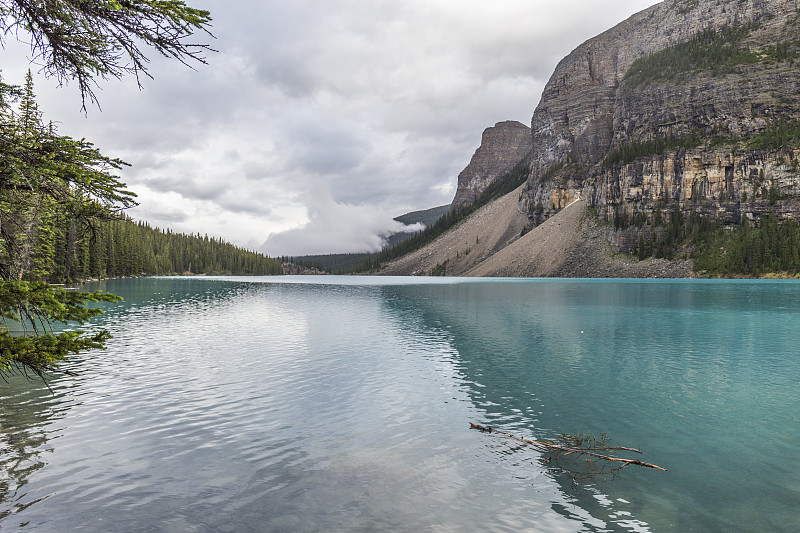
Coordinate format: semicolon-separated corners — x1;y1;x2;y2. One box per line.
692;213;800;275
7;207;283;283
281;254;371;275
614;205;800;276
616;206;713;261
49;218;284;282
602;133;704;168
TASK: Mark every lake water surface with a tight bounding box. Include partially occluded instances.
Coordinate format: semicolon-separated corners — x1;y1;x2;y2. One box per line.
1;277;799;532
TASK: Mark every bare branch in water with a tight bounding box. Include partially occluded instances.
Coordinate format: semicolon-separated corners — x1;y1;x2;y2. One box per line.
470;422;666;480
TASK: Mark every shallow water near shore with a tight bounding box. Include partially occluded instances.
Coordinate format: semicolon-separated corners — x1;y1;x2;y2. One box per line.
1;276;799;531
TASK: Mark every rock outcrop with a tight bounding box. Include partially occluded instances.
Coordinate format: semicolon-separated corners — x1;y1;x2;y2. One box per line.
520;0;800;228
450;121;532;211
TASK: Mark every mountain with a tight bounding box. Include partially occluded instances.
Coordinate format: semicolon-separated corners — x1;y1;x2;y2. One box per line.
379;185;691;278
378;0;800;277
521;0;800;242
450;121;532;211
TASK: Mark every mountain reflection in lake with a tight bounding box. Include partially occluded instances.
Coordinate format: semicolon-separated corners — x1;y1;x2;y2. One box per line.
1;276;799;532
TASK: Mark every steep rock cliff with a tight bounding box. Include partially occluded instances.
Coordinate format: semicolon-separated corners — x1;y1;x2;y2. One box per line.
521;0;800;230
450;120;532;211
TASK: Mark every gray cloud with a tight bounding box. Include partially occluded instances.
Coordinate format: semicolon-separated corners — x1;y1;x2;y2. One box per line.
278;112;370;175
2;0;658;256
143;175;228;202
134;202;191;224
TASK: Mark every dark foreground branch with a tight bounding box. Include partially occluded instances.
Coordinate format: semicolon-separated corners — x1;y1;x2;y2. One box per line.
470;422;666;475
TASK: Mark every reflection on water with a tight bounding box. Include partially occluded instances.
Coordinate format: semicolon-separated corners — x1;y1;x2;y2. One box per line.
380;280;800;532
0;277;798;532
0;375;74;521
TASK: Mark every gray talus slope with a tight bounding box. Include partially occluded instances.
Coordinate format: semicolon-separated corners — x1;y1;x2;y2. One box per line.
379;186;529;276
465;199;692;278
380;190;692;278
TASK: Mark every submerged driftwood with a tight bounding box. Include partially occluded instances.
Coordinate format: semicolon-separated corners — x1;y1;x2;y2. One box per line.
470;422;666;478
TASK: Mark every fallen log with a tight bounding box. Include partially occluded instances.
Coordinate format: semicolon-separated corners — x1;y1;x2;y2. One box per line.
470;422;666;475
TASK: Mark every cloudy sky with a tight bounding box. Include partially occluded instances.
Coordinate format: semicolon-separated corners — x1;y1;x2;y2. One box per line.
2;0;657;257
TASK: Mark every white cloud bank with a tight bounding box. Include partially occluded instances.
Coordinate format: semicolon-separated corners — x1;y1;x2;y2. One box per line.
1;0;658;256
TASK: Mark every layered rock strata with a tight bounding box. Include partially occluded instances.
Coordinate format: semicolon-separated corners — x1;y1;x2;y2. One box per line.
450;120;532;211
520;0;800;227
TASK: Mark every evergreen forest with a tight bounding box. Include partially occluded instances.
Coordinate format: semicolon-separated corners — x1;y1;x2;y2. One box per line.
613;206;800;277
623;21;799;88
0;74;281;284
692;214;800;276
49;218;283;282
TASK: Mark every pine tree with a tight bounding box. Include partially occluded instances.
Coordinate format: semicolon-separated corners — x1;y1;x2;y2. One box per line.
0;75;135;377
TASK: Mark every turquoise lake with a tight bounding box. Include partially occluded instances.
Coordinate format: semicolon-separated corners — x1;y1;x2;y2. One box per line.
1;276;799;531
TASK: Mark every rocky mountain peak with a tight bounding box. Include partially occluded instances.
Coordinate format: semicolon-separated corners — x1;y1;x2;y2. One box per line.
522;0;800;228
531;0;798;170
450;120;532;211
